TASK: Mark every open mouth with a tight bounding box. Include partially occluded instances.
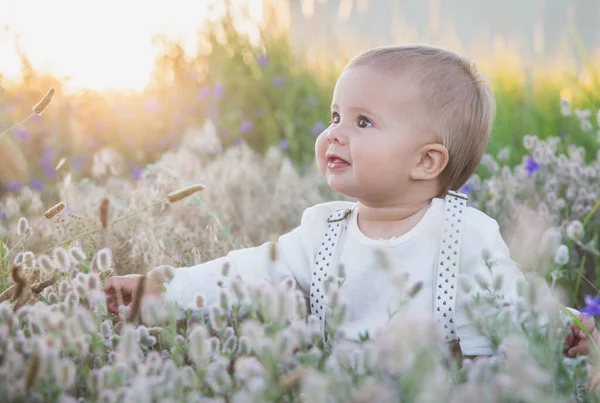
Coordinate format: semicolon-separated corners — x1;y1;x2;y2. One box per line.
326;154;350;169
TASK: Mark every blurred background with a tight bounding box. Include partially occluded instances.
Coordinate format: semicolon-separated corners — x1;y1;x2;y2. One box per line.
0;0;599;198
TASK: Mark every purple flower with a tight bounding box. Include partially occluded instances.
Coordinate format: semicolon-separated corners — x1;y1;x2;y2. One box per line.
43;166;56;179
0;208;6;220
461;183;473;194
280;139;290;150
198;86;211;100
581;295;600;317
272;76;285;87
304;97;318;106
6;182;22;192
128;162;144;180
29;178;44;193
257;54;269;67
239;120;253;134
525;156;541;177
310;121;327;136
15;126;31;142
213;84;225;99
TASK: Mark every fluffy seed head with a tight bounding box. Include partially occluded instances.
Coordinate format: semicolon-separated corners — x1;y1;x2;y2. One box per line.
68;247;86;263
554;245;570;266
32;88;55;115
96;248;112;272
52;247;71;270
17;217;28;236
195;293;206;309
166;184;205;203
37;255;54;273
221;262;230;277
44;202;66;219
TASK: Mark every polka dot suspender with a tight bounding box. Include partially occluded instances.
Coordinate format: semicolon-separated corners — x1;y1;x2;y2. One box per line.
309;191;468;343
434;190;468;342
310;207;354;342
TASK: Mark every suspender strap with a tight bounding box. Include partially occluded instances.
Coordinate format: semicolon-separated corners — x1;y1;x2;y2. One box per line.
310;207;353;342
434;190;468;342
309;191;468;344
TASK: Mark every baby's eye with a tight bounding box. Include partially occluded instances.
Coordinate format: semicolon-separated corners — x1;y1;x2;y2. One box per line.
357;116;373;128
330;112;340;124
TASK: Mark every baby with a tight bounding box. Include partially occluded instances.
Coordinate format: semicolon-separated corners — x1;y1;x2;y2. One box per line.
105;44;595;358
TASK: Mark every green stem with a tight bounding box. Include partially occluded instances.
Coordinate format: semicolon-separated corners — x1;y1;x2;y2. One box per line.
583;198;600;228
0;113;34;142
0;217;47;265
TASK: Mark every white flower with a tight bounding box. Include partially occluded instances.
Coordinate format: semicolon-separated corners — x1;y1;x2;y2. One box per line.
580;119;593;133
560;98;572;116
553;245;569;266
566;220;584;241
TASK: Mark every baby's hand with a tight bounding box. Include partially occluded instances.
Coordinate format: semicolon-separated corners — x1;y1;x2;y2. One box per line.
563;314;599;357
104;274;161;316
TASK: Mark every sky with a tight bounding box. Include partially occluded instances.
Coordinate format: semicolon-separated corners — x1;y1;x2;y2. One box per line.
0;0;263;92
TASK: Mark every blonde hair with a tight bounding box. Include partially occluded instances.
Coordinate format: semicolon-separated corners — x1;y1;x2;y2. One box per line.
345;44;496;196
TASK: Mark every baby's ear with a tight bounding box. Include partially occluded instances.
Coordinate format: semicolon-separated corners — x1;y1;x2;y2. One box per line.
410;143;449;181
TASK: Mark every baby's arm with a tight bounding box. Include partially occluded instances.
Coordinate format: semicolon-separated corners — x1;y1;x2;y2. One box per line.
148;207;316;316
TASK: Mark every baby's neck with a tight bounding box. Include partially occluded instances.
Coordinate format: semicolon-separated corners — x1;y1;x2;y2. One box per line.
356;199;432;240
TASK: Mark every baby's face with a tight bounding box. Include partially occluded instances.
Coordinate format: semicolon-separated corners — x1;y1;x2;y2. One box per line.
315;66;431;203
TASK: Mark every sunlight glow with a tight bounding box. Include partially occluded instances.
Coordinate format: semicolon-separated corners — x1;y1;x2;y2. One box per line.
0;0;264;92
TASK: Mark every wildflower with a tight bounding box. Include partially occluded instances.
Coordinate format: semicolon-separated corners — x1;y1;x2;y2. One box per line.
213;83;225;99
5;182;22;192
53;247;71;271
194;293;206;309
337;263;346;278
238;336;251;355
581;119;593;133
128;162;144;180
218;289;229;312
69;247;86;263
209;305;226;331
310;121;327;136
554;245;569;265
17;217;28;236
44;202;66;219
38;255;54;273
239;119;253;134
460;183;473;194
167;184;205;203
29;179;44;193
221;262;230;277
560;98;572;116
566;220;585;241
497;146;511;162
96;248;112;271
272;76;285;87
474;272;490;290
524;156;541;177
581;295;600;317
280;139;290;150
257;54;269;67
32;88;55;115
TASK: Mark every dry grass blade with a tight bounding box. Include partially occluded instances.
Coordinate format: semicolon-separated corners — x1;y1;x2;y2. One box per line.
32;88;55;115
99;198;110;229
126;275;146;322
10;265;26;302
44;202;67;219
24;352;41;390
31;274;59;294
0;285;15;303
167;184;205;203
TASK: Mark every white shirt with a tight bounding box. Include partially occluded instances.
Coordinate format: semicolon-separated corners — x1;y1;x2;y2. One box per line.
162;198;526;356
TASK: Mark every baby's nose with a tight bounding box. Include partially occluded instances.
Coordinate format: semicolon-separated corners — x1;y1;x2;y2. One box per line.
326;126;347;145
